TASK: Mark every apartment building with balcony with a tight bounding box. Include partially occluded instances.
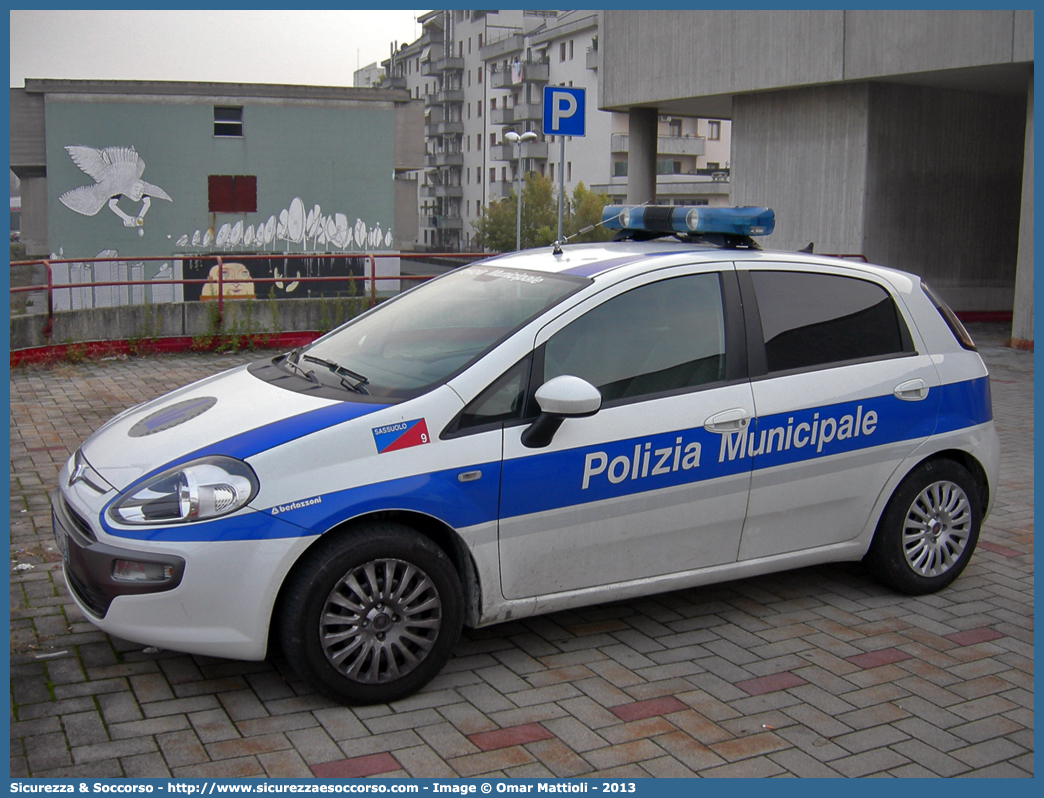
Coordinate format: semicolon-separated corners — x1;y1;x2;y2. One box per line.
383;10;733;251
384;10;528;250
591;117;733;206
483;11;606;208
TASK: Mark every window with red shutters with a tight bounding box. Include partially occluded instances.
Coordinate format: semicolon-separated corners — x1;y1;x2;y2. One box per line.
208;175;257;213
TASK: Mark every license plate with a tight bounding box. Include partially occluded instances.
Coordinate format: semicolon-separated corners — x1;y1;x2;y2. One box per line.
52;513;70;564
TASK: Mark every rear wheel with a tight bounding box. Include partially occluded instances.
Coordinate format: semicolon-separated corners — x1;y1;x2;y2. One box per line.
279;521;463;705
864;459;981;595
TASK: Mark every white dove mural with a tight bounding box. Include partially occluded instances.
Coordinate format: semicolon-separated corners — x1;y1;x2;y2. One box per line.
59;146;172;236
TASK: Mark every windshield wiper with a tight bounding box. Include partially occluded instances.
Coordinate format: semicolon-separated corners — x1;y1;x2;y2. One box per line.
303;355;370;394
282;348;319;384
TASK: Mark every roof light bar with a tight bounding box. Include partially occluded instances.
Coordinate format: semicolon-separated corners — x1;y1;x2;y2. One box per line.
601;205;775;237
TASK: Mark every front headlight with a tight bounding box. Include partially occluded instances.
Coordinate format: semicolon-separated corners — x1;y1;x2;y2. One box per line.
108;456;259;525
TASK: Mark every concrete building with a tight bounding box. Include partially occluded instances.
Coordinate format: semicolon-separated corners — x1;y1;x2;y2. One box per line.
10;170;21;238
601;10;1034;345
353;62;385;89
10;79;424;305
383;10;733;252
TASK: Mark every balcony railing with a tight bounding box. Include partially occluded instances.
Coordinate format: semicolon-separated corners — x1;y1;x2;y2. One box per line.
610;133;706;157
420;214;464;230
420;184;464;198
490;141;549;162
425;152;464;168
510;102;542;122
424;120;465;137
424;89;465;105
479;32;524;61
424;56;465;74
586;48;598;70
489;107;513;126
489;60;550;89
590;175;731;198
488;180;515;199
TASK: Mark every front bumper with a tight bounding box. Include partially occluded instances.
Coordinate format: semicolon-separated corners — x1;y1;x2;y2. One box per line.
51;490;185;617
52;482;316;661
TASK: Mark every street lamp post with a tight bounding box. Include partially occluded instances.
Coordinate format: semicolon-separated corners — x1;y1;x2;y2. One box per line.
504;130;538;251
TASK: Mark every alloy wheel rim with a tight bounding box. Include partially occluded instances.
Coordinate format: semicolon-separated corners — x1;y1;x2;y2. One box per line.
902;480;972;577
319;558;442;684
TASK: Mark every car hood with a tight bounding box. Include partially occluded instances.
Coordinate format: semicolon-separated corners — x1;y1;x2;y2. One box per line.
80;363;383;491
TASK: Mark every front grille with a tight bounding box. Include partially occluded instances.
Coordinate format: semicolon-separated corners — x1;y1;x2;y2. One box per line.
62;497;97;542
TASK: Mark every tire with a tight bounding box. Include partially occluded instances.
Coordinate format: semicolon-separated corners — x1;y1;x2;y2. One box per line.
864;459;981;595
278;521;463;705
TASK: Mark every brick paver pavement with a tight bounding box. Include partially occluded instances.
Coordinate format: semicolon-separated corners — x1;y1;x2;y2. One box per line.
9;324;1033;778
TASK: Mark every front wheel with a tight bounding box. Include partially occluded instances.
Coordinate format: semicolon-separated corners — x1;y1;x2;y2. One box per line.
278;521;463;705
864;459;981;595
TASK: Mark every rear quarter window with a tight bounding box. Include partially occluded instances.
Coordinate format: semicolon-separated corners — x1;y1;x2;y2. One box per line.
751;270;913;373
921;280;977;351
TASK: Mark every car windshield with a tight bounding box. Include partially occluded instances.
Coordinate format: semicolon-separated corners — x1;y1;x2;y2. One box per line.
299;264;588;400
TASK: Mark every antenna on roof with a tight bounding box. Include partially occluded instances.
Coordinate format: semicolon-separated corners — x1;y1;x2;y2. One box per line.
551;199;653;255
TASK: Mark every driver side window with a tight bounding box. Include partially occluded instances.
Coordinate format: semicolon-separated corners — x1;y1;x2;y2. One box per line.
543;273;726;404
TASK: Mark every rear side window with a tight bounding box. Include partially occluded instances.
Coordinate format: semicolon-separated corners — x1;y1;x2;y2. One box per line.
751;270;912;373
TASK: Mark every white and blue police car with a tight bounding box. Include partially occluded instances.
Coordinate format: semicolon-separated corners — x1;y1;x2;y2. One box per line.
52;206;999;704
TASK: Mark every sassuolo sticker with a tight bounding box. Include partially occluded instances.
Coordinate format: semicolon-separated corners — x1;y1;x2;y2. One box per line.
372;418;431;453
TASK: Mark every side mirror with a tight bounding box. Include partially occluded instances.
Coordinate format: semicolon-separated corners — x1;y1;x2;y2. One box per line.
520;375;602;449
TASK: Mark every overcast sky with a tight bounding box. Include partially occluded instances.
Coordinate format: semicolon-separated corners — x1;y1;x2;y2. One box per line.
10;10;427;88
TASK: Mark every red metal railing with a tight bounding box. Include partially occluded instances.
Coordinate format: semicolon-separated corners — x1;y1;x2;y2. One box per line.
10;251;490;340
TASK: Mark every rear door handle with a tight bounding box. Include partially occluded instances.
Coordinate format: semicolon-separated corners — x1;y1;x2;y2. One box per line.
704;408;751;433
894;379;929;401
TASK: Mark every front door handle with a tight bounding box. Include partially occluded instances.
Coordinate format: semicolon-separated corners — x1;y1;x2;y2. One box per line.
894;379;929;401
704;408;751;433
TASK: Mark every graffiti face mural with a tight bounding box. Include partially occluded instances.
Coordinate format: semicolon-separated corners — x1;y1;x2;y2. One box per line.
200;262;256;300
184;256;365;302
59;146;173;236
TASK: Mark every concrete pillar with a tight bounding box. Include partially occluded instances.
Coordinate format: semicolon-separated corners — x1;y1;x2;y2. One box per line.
733;85;869;255
627;107;658;205
1011;75;1034;349
864;83;1025;311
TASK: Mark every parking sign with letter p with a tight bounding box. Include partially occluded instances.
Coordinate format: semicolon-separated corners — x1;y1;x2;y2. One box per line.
542;86;586;137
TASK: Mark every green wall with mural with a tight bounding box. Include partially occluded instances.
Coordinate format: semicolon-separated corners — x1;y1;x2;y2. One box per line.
45;98;397;262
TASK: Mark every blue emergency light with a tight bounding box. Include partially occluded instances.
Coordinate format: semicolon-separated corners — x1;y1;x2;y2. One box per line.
601;205;775;237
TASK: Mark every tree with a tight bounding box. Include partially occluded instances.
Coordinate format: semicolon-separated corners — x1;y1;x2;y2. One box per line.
566;181;615;245
472;173;615;252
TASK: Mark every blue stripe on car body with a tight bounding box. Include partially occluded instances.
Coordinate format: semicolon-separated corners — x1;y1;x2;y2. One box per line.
101;461;503;542
99;378;990;543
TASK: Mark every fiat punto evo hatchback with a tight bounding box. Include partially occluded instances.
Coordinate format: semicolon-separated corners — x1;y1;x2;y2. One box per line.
53;206;999;704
